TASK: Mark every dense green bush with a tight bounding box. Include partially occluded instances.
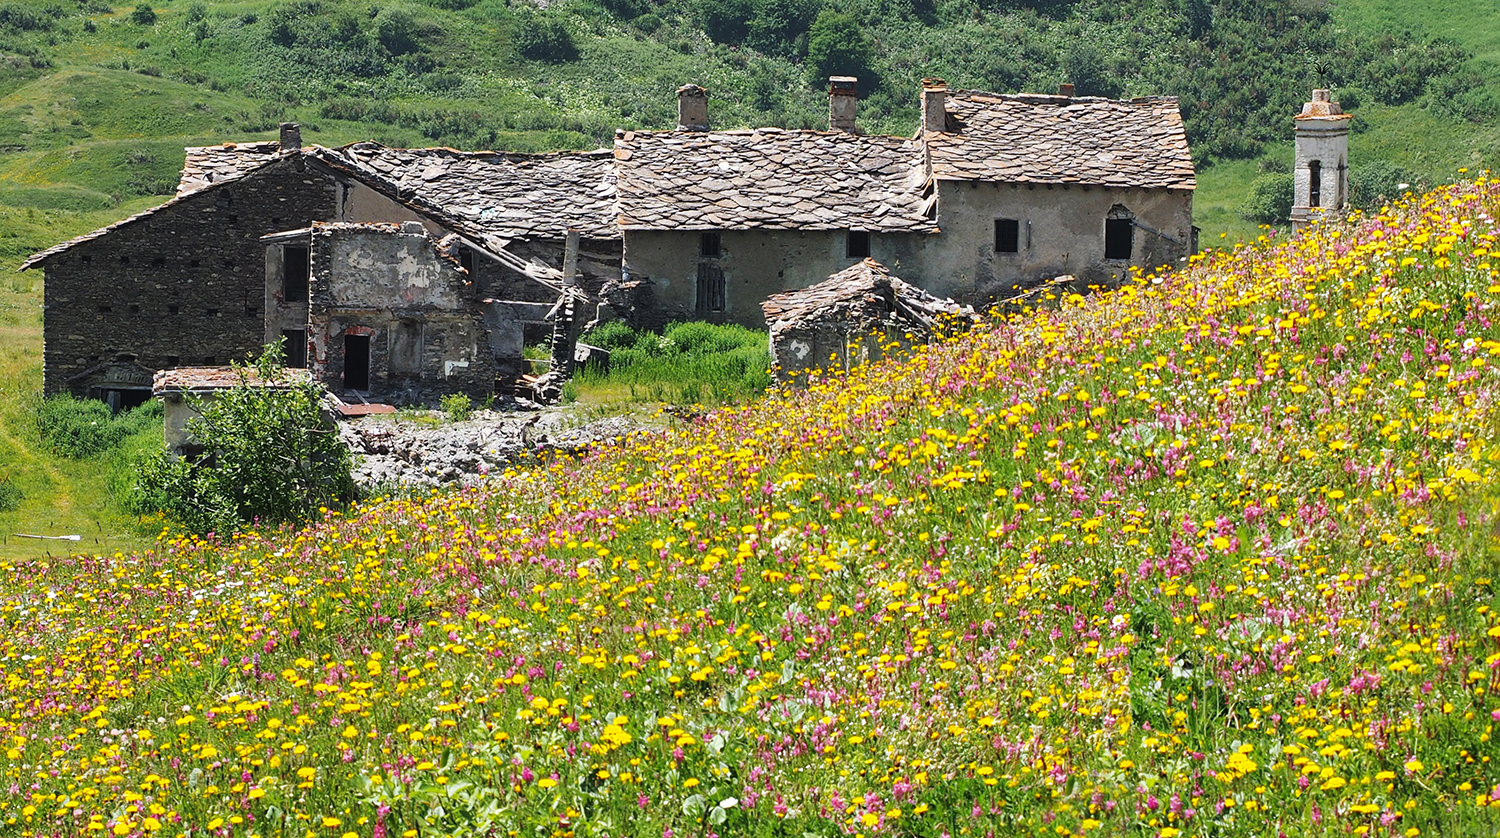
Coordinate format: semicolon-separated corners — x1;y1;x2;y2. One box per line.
0;476;21;513
807;9;874;82
129;3;155;25
1350;159;1416;210
1239;173;1294;225
130;347;354;535
513;7;578;62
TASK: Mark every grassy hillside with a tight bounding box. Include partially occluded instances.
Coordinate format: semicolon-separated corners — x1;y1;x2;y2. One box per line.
0;0;1492;554
0;178;1497;834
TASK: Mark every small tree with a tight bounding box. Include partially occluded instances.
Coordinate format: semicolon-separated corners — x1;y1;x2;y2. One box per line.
806;9;874;83
132;342;354;534
1239;173;1294;225
129;3;156;25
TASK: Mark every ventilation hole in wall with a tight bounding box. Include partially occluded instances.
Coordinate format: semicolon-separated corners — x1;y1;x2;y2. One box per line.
189;259;200;268
165;355;179;367
119;256;130;266
97;305;112;314
167;305;179;315
221;259;234;269
80;255;92;264
205;308;219;317
129;304;140;314
244;306;258;317
203;356;216;365
227;215;238;225
151;257;165;268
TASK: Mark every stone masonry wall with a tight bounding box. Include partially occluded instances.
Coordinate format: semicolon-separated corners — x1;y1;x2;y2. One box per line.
42;156;339;397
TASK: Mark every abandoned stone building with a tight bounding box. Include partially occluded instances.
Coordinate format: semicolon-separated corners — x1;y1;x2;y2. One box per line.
27;77;1197;406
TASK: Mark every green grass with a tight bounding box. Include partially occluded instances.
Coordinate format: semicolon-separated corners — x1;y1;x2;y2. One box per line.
573;320;773;408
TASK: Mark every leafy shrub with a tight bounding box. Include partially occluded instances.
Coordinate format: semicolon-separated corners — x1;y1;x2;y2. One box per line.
441;392;472;422
128;3;155;25
806;8;874;82
697;0;753;44
0;476;21;513
130;346;354;535
37;394;127;458
581;320;639;351
1239;173;1294;225
184;2;207;22
513;8;577;62
0;3;53;30
1350;160;1416;210
376;7;421;56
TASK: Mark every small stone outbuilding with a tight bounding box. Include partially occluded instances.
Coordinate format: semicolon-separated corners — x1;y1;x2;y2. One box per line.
153;366;316;459
761;259;976;381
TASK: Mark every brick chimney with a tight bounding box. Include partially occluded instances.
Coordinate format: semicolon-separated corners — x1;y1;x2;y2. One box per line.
677;84;709;132
921;78;948;133
279;122;301;152
829;76;858;133
1058;83;1075;97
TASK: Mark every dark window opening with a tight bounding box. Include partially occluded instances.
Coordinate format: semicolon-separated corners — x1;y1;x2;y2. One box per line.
203;356;216;365
696;263;725;314
994;218;1020;253
847;230;871;259
167;304;179;315
244;305;259;317
205;308;219;317
98;305;112;313
80;255;91;264
282;329;307;369
1309;160;1322;208
189;259;200;268
97;388;151;413
221;258;234;269
227;215;238;225
344;334;371;391
129;304;139;314
165;355;179;367
282;245;309;303
119;256;129;266
458;246;475;274
1104;218;1133;260
699;231;721;258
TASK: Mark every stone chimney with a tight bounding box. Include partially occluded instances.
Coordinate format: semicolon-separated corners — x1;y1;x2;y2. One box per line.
279;122;301;152
677;84;709;132
829;76;858;133
921;78;948;133
1058;83;1075;97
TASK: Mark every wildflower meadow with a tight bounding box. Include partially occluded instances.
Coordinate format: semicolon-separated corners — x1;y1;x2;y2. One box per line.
3;178;1500;837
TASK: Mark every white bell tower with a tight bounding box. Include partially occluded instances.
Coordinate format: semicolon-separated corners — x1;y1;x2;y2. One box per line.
1291;89;1351;230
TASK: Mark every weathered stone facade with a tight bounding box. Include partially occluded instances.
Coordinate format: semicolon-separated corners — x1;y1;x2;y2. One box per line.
267;222;501;404
34;155;338;401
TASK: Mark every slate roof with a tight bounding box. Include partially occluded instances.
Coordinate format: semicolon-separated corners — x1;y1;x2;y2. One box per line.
761;258;972;332
328;143;619;241
926;91;1195;190
154;365;314;394
178;141;284;195
613;129;937;232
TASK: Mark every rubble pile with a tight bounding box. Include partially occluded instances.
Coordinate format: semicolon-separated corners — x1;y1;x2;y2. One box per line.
337;408;645;491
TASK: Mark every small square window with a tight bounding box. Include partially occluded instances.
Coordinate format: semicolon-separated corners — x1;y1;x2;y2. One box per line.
458;247;475;274
994;219;1020;253
167;304;179;315
699;231;721;258
847;230;871;259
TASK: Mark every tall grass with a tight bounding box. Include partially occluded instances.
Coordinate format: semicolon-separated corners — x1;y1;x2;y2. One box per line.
576;320;772;405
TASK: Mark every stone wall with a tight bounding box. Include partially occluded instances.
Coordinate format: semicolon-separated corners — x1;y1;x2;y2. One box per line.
305;224;498;404
915;182;1195;304
42;156;339;398
622;229;930;328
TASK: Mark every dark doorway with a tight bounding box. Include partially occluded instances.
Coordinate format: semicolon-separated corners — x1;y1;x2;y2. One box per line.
95;388;152;413
344;334;371;391
282;329;307;369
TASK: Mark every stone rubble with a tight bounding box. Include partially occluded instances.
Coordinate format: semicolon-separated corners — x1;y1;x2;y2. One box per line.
336;407;648;492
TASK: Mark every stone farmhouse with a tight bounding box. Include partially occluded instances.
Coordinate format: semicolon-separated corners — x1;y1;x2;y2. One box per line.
24;78;1197;407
